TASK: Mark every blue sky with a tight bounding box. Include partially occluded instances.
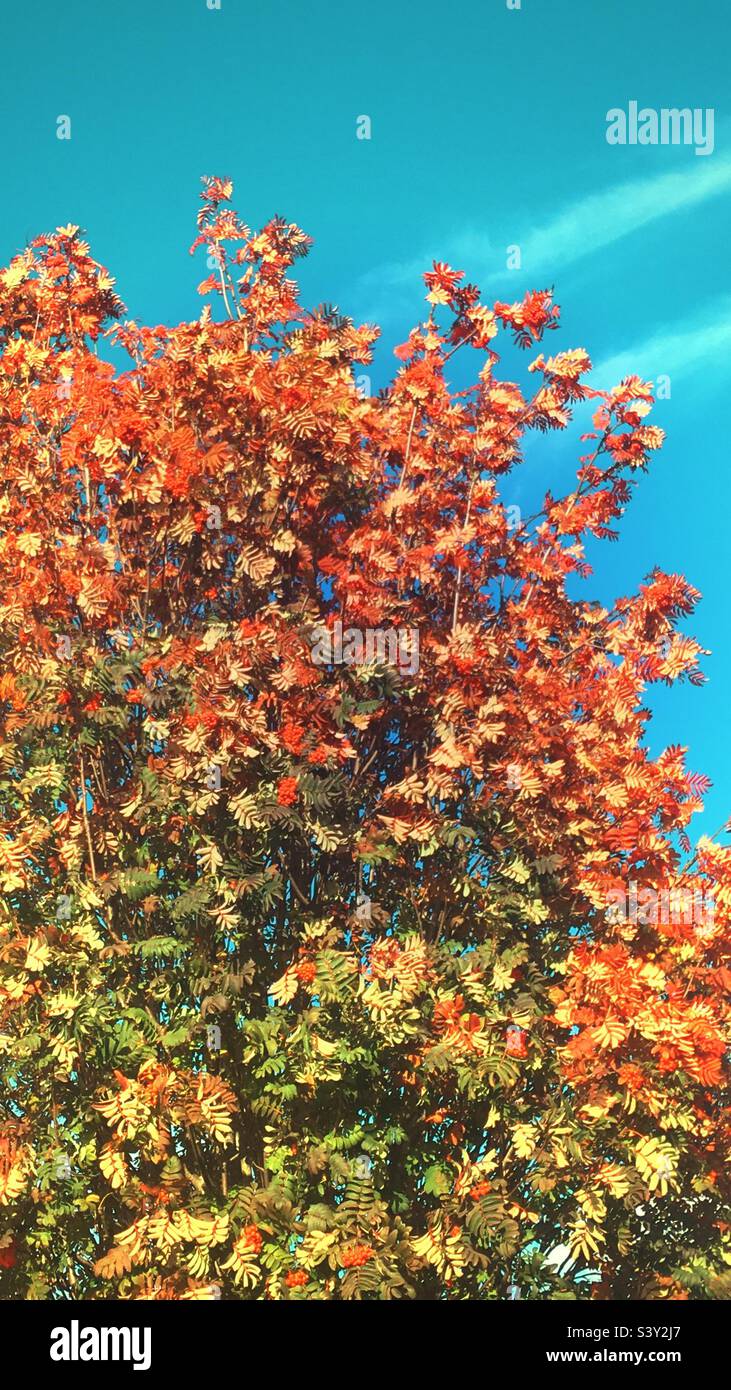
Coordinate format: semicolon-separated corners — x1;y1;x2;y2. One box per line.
2;0;729;838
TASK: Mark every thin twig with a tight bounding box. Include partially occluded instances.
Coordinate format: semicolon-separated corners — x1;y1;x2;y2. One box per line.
451;463;477;636
78;751;97;881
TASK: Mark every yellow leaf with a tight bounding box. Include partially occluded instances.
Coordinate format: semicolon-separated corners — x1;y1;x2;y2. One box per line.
512;1124;537;1160
596;1162;632;1197
270;966;298;1006
196;841;223;874
25;938;50;974
568;1220;605;1262
593;1016;629;1050
0;1162;26;1205
16;533;43;558
1;261;28;290
99;1143;128;1191
93;1244;134;1279
4;972;29;1001
491;962;514;992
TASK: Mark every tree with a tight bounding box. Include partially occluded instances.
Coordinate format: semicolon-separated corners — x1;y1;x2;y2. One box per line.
0;177;728;1301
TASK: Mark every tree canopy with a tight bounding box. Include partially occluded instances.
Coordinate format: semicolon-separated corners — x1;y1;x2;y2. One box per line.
0;177;728;1300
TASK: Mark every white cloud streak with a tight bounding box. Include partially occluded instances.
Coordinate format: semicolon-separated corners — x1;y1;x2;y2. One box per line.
496;158;731;281
593;298;731;386
357;158;731;319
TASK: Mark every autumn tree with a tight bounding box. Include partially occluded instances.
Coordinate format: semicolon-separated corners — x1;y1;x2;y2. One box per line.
0;178;728;1301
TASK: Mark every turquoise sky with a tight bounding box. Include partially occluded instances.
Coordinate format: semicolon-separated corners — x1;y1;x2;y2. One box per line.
2;0;729;839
